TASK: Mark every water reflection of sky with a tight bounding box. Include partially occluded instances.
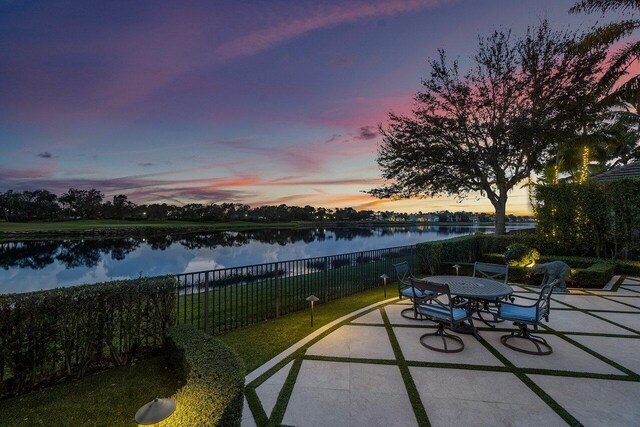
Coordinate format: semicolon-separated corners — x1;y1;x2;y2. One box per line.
0;225;533;293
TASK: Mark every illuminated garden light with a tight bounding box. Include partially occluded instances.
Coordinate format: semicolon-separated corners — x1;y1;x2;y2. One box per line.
135;397;176;425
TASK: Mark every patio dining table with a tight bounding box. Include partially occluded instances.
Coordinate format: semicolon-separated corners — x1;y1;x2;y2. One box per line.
422;275;513;336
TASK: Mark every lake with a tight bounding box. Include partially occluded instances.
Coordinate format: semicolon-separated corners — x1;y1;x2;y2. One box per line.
0;224;533;293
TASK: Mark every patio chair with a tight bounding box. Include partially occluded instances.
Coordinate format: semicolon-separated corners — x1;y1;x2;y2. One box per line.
496;280;558;356
410;277;475;353
392;262;435;320
472;262;511;325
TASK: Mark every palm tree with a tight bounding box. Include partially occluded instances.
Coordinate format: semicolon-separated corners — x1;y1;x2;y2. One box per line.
542;1;640;182
571;0;640;110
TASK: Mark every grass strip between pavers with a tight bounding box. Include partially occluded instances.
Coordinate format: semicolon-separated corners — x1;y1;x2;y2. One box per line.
269;357;303;425
380;306;431;427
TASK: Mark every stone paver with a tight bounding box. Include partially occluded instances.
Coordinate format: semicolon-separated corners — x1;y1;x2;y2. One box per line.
306;325;395;360
384;303;430;326
604;296;640;309
350;309;384;324
592;312;640;333
570;335;640;374
531;375;640;426
394;326;503;366
255;361;293;416
482;331;622;374
544;310;633;334
241;398;257;427
283;361;416;427
589;286;640;297
616;286;640;297
411;367;567;427
552;295;640;312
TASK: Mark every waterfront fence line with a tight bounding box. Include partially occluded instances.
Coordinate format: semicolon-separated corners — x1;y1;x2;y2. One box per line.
174;244;417;334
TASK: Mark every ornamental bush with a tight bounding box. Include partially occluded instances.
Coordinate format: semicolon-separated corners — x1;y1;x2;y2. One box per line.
166;325;244;427
533;178;640;259
503;243;540;267
0;277;176;398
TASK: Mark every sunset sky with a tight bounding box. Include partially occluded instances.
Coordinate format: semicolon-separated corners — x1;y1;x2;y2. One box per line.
0;0;624;215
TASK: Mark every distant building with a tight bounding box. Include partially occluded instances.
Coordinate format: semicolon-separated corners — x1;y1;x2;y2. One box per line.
591;161;640;182
424;214;439;222
469;215;479;225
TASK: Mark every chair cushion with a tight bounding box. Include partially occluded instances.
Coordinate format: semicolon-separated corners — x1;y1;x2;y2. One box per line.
416;304;467;321
400;287;434;299
499;304;537;322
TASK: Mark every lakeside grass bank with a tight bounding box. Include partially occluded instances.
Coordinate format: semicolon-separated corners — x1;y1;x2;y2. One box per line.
0;219;532;240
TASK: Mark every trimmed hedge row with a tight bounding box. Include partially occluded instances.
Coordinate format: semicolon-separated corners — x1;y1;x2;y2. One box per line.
417;234;640;288
0;277;176;398
533;179;640;259
166;325;244;427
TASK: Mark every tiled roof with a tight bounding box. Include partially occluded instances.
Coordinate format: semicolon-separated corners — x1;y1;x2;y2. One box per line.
591;162;640;181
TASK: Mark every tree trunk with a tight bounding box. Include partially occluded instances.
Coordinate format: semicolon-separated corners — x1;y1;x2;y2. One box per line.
493;197;507;235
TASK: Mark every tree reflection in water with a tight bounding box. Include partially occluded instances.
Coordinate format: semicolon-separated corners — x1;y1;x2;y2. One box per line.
0;226;489;271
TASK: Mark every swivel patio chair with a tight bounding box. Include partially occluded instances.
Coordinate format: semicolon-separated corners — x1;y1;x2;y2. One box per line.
410;277;475;353
392;261;435;320
496;280;558;356
472;262;511;325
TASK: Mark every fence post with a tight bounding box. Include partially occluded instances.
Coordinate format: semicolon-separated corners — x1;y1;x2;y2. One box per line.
204;272;210;334
324;257;329;302
275;262;281;318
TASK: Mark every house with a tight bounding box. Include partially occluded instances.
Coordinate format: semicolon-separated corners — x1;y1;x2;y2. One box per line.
424;214;440;222
591;161;640;182
469;215;479;225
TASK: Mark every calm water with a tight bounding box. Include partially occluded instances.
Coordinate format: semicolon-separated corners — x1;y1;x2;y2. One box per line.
0;224;533;293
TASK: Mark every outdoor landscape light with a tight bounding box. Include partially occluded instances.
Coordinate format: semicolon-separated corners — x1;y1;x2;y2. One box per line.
380;274;390;297
453;264;461;276
306;295;319;327
135;397;176;425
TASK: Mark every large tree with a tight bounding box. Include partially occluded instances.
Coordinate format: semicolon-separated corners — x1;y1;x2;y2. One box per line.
369;23;610;234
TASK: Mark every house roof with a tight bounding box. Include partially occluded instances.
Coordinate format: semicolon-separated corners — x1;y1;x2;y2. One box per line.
591;162;640;182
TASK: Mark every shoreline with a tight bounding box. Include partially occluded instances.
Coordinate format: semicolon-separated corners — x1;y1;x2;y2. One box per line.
0;219;535;241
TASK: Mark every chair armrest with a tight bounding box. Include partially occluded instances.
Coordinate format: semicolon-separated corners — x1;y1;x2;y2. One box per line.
509;294;539;301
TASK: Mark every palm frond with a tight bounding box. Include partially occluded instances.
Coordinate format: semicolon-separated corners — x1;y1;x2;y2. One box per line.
577;20;639;50
570;0;640;14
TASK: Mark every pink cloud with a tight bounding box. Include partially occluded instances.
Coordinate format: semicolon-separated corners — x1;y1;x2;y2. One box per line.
213;0;455;62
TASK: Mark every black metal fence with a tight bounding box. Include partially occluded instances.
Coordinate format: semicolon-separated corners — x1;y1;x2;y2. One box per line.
174;244;417;334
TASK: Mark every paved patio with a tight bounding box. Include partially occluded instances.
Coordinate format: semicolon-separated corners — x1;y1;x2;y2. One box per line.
242;278;640;426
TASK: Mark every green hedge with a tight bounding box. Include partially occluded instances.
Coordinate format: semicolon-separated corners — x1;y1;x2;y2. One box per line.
416;235;479;274
418;234;639;288
0;277;176;398
533;179;640;258
166;325;244;427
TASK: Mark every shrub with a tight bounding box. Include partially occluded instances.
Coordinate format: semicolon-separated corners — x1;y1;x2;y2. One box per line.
166;325;244;427
533;178;640;258
571;262;616;288
0;277;176;398
416;235;478;274
503;243;540;267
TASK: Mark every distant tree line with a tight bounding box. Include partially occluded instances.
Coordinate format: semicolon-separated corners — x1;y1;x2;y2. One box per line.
0;188;534;224
0;188;381;222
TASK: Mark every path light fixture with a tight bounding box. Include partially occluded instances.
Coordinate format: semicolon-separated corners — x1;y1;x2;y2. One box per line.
306;295;319;327
135;397;176;425
453;264;461;276
380;274;390;298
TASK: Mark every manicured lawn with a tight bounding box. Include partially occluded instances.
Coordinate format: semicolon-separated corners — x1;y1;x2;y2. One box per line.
0;357;181;427
217;284;393;372
0;220;298;233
